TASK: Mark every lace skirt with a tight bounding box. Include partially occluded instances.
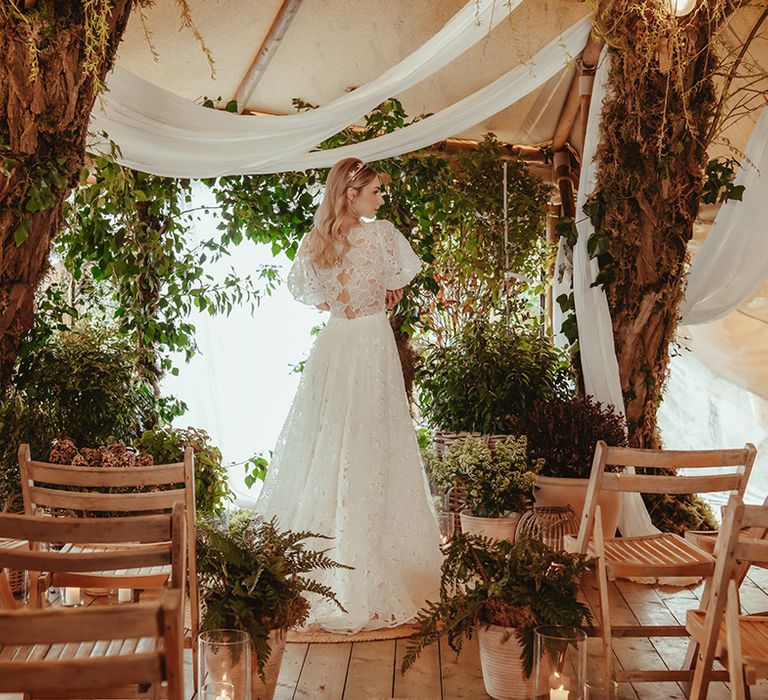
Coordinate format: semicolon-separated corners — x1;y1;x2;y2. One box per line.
256;311;442;633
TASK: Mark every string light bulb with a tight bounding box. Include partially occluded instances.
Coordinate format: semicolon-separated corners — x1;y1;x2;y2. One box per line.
666;0;697;16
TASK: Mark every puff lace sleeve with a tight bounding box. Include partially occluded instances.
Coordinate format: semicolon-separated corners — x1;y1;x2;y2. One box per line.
287;237;327;307
379;220;421;289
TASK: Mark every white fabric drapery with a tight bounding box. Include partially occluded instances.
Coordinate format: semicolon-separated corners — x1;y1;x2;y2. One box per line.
572;51;658;536
90;0;522;177
680;108;768;326
91;14;591;177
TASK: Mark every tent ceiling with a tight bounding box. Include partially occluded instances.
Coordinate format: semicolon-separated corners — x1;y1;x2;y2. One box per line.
116;0;591;149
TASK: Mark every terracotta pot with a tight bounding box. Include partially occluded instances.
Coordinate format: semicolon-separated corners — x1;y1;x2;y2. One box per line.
533;475;622;538
477;624;533;700
459;512;520;542
251;629;286;700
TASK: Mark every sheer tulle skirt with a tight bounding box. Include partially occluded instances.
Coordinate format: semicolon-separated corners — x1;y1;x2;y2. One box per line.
256;312;442;633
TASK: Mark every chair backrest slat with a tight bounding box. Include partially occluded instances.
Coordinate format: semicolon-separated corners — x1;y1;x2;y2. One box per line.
0;656;165;694
0;546;172;574
27;485;184;512
734;538;768;566
0;512;172;543
601;472;744;495
26;461;185;487
603;445;756;468
0;601;165;644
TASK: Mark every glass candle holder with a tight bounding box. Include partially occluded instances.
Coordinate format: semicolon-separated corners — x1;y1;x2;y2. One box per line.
533;626;587;700
201;681;235;700
198;629;251;700
584;680;618;699
436;511;455;549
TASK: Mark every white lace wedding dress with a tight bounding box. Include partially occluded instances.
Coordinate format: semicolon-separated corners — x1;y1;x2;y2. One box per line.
255;219;443;633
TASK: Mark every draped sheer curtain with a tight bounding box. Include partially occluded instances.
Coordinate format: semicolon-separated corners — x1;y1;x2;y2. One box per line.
90;15;591;177
658;108;768;512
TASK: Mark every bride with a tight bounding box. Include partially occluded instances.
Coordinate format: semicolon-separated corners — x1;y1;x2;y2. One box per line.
255;157;442;633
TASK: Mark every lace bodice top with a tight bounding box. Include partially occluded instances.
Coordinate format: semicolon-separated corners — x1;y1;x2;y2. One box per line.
287;219;421;319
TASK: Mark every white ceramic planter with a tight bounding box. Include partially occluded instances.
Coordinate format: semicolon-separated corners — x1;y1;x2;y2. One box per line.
460;512;520;542
251;629;286;700
477;624;533;700
534;475;622;538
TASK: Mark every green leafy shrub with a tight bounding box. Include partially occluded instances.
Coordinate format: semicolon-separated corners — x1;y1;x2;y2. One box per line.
403;534;592;678
136;426;233;517
417;318;572;434
428;436;542;516
0;324;154;510
506;397;628;479
197;511;349;678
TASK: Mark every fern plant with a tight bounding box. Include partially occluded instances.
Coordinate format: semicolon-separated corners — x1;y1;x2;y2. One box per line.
197;511;350;679
402;534;592;678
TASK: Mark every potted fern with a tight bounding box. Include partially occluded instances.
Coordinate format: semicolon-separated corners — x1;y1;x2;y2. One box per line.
197;511;349;700
403;534;592;700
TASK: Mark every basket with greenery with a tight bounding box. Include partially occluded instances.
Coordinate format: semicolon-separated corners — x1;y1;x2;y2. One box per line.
427;435;542;517
402;533;592;678
506;397;628;479
136;426;232;517
197;511;350;679
416;318;572;435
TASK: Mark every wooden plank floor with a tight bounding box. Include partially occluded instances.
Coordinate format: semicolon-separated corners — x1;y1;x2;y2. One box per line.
274;566;768;700
4;569;768;699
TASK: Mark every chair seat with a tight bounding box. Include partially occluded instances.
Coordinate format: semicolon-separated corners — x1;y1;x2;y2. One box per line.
687;609;768;679
590;533;715;578
55;544;171;588
0;636;157;662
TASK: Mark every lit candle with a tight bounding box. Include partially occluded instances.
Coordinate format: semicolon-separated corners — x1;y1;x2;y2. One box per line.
550;685;569;700
61;586;81;607
118;588;133;603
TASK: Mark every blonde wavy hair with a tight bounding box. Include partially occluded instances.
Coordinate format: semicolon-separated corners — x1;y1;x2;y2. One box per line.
307;157;378;268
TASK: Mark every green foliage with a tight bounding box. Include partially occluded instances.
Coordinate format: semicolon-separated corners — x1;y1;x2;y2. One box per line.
0;322;154;509
427;436;542;517
243;452;270;489
642;492;718;535
701;157;745;205
60;156;277;387
136;426;233;517
506;398;628;479
197;512;350;679
417;317;573;434
402;534;592;678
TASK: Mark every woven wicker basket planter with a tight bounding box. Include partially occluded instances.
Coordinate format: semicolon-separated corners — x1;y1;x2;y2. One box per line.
433;431;511;534
477;624;533;700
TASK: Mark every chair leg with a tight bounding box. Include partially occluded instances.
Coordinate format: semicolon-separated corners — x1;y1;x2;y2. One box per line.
726;582;746;700
594;508;615;695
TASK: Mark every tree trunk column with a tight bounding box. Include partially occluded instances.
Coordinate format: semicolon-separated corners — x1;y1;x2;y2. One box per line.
0;1;133;386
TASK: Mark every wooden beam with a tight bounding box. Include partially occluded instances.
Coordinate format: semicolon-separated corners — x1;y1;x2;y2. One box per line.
234;0;304;114
554;149;576;218
551;29;604;151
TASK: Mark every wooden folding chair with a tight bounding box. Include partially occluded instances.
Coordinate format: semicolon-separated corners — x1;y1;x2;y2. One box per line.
18;443;200;687
574;440;756;691
687;494;768;699
0;506;186;698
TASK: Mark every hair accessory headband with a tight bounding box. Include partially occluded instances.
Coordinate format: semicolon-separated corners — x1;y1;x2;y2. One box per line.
347;161;366;182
